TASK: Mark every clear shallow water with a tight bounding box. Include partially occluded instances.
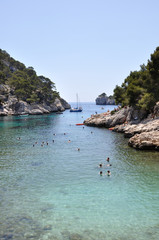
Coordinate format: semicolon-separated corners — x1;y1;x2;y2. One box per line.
0;103;159;240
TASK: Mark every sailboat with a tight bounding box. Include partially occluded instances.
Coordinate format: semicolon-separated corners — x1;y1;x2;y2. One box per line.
70;94;82;112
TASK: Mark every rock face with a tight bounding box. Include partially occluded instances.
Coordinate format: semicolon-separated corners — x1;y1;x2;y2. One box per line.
0;84;70;116
95;93;115;105
84;106;147;128
84;107;128;127
128;131;159;150
84;103;159;151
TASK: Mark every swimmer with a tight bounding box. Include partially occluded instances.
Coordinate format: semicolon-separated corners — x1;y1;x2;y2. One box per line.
46;142;48;145
33;144;35;147
106;157;110;162
53;133;56;136
52;140;54;143
77;148;80;151
99;163;103;168
107;170;111;176
99;171;103;176
106;164;112;167
68;140;71;143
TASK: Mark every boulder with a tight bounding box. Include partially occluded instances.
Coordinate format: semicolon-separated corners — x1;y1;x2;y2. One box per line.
128;131;159;150
84;107;129;127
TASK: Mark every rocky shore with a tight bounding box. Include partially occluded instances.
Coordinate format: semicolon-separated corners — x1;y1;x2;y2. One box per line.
84;103;159;150
0;84;70;116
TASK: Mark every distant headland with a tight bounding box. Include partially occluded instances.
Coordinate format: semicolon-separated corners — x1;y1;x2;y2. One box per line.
95;93;115;105
0;49;70;116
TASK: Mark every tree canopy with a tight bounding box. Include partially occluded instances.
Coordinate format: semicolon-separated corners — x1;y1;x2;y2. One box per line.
113;47;159;112
0;49;59;104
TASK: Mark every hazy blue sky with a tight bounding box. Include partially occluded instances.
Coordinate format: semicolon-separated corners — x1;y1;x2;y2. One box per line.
1;0;159;102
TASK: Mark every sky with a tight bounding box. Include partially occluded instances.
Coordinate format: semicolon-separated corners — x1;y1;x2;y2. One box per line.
0;0;159;102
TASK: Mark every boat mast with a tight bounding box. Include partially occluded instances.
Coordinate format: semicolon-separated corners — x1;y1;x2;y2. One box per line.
76;93;78;108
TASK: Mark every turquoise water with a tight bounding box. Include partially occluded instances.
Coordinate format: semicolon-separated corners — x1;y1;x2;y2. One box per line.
0;103;159;240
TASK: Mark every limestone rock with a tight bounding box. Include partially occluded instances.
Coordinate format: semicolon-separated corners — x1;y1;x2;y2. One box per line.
84;103;159;151
84;107;129;127
128;131;159;150
95;93;115;105
0;84;70;116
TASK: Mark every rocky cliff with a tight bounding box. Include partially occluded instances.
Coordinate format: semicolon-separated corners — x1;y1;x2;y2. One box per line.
84;103;159;151
0;84;70;116
95;93;115;105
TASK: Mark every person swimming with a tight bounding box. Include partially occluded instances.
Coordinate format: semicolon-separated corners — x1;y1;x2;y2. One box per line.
99;163;103;168
106;164;112;167
99;171;103;176
107;170;111;176
106;157;110;162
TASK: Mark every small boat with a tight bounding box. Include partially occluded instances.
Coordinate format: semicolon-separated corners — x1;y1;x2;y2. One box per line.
70;94;82;112
70;107;82;112
109;127;114;130
76;123;84;126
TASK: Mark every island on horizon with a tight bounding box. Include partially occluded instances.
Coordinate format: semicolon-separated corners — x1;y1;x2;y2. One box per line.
95;93;115;105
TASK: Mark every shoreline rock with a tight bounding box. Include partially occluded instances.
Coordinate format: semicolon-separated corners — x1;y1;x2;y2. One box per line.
128;131;159;150
84;104;159;151
0;84;71;116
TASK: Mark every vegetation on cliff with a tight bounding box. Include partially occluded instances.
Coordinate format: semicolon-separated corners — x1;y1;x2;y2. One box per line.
114;47;159;113
0;49;60;104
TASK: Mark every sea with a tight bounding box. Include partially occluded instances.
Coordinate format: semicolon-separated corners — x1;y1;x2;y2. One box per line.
0;102;159;240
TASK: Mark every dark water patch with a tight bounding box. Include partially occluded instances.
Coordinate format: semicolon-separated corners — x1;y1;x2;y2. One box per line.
69;233;83;240
30;161;43;167
43;224;52;231
145;224;159;240
0;233;13;240
0;214;45;240
62;231;88;240
40;203;55;214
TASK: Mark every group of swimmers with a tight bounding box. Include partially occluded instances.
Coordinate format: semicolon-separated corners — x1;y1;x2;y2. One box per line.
98;157;111;176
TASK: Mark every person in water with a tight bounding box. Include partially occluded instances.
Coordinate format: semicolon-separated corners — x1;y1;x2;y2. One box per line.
106;157;110;162
107;170;111;176
99;163;103;168
100;171;103;176
106;164;112;167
